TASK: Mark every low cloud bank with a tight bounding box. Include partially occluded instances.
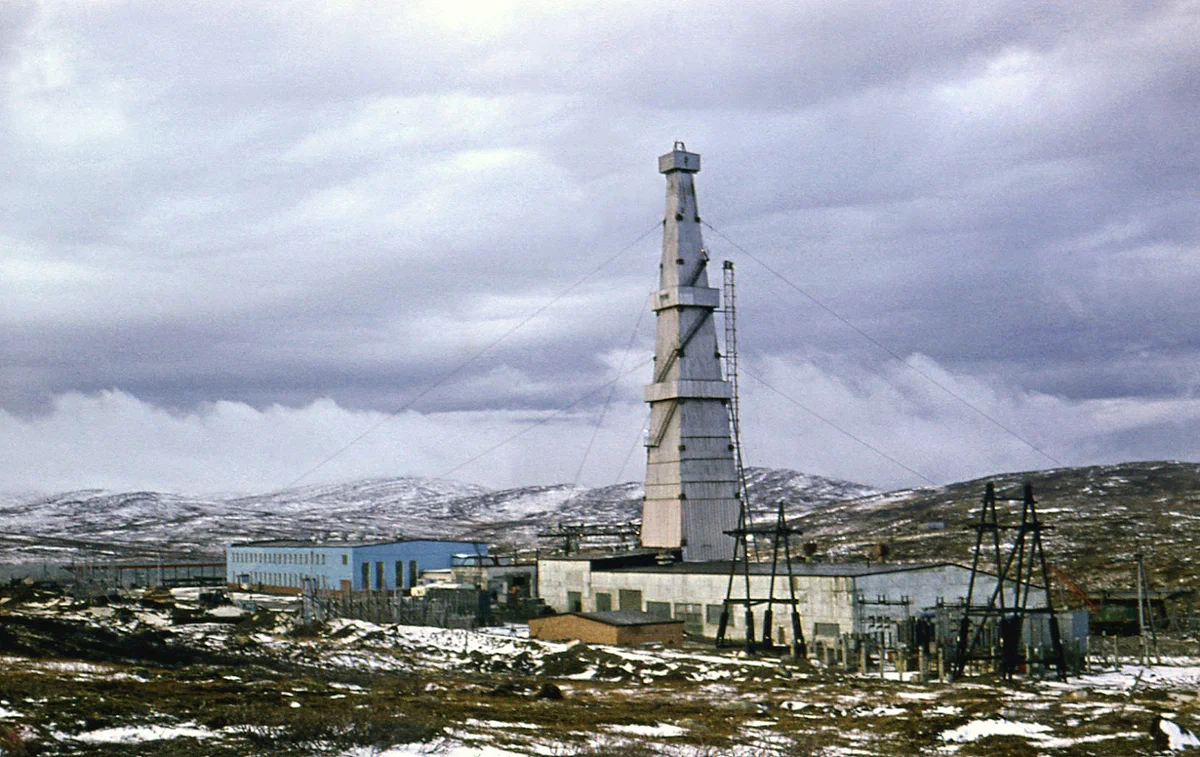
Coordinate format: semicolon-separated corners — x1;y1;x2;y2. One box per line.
3;354;1195;496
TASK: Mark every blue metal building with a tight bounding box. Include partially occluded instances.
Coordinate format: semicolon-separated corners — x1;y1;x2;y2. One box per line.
226;539;488;594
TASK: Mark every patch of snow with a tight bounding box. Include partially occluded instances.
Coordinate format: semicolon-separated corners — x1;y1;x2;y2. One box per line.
0;706;22;718
67;723;217;743
1037;732;1142;749
941;718;1051;743
1072;664;1200;693
208;605;248;617
564;667;597;680
605;723;687;737
1159;718;1200;751
464;719;540;730
361;743;532;757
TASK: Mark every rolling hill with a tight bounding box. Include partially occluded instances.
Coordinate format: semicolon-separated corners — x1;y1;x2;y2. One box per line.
1;460;1195;593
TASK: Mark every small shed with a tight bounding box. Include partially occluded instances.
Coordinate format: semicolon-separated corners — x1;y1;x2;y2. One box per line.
528;610;683;647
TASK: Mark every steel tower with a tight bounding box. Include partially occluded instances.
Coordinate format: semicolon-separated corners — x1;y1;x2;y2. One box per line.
640;143;740;562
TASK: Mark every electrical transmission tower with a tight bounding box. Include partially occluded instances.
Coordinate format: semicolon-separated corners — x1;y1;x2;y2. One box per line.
954;482;1068;681
713;262;806;657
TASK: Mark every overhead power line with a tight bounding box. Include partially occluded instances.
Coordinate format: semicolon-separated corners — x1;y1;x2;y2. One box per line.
437;357;653;482
285;221;663;489
573;298;650;487
702;221;1065;469
740;366;939;486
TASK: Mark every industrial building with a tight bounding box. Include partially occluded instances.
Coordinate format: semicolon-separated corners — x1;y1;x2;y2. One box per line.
534;145;1061;662
226;538;487;594
538;552;1011;647
450;553;537;602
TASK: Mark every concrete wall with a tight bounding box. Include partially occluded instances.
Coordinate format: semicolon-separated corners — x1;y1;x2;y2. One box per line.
536;559;1044;649
538;560;861;647
538;558;593;611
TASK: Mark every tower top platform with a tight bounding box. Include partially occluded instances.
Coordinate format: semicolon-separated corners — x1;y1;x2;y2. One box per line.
658;141;700;174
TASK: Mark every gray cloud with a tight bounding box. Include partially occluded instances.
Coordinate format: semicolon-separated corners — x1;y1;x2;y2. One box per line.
2;1;1197;492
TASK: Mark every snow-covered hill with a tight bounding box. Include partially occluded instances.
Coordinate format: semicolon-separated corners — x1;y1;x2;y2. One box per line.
789;460;1200;591
5;460;1193;593
0;467;874;564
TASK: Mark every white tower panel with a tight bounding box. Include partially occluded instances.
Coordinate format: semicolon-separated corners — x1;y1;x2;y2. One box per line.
640;144;740;562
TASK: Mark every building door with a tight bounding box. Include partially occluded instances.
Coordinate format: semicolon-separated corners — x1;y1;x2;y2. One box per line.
361;563;370;591
395;561;404;589
618;589;642;612
408;560;418;589
375;561;384;590
340;579;352;594
567;591;583;612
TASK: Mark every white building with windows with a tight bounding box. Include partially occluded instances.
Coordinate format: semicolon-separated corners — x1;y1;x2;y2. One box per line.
537;552;1009;645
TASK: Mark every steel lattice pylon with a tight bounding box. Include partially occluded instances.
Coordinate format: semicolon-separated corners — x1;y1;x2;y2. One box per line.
715;501;807;658
954;481;1068;681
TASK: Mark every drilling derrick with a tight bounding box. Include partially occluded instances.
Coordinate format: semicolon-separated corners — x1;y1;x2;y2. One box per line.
640;144;740;562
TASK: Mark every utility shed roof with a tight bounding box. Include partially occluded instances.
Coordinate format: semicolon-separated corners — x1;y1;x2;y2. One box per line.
567;610;683;627
606;560;965;577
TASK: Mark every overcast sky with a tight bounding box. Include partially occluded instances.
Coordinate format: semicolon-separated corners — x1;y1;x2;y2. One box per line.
3;1;1198;495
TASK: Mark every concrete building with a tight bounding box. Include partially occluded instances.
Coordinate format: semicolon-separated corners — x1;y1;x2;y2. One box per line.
226;538;487;594
538;553;1015;646
450;553;536;602
641;144;741;562
529;610;684;647
533;146;1061;661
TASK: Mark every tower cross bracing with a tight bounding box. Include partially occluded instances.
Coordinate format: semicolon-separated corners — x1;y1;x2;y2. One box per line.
640;144;740;562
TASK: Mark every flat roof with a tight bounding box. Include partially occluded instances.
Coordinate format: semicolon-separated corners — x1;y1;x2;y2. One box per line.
230;538;487;549
604;560;965;577
540;610;683;627
539;550;662;562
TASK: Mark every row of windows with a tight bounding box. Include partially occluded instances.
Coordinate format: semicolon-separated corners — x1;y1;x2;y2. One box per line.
586;593;808;632
230;551;344;566
587;590;811;614
246;572;329;589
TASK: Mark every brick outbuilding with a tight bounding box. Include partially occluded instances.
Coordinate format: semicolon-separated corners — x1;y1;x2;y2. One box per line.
528;610;684;647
